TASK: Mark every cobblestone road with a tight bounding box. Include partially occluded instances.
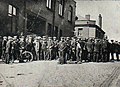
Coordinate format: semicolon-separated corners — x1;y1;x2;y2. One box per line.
0;61;120;87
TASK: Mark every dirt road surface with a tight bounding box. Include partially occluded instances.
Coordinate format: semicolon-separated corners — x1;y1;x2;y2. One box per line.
0;60;120;87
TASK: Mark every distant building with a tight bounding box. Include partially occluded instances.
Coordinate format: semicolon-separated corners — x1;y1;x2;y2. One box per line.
75;14;105;39
0;0;76;38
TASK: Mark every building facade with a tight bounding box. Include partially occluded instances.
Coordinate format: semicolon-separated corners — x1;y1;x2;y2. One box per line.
0;0;76;38
75;15;105;39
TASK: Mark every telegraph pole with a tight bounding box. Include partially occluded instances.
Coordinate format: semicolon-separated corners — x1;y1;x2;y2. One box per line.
23;0;27;35
52;0;56;37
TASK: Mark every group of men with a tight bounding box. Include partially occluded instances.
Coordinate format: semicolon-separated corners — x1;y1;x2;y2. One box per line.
57;37;120;64
0;35;119;64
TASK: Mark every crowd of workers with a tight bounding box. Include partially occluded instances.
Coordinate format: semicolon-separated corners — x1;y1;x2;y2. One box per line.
0;35;119;64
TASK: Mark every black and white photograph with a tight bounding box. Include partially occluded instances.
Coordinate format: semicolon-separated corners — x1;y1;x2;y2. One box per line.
0;0;120;87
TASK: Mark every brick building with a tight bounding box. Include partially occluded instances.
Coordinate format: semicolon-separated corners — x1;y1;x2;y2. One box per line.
0;0;76;38
75;14;105;39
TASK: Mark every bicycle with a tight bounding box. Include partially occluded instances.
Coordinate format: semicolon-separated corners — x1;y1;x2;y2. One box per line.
19;49;33;63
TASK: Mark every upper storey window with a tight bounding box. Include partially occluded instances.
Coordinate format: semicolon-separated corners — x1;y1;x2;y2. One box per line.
8;5;17;16
68;5;73;22
59;0;65;16
46;0;53;9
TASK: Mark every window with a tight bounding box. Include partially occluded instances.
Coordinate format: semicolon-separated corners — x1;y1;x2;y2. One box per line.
78;28;83;30
47;23;52;37
59;0;65;16
60;29;62;37
8;5;12;16
68;6;73;22
13;7;16;15
8;4;18;33
46;0;53;9
78;28;83;37
54;26;58;37
8;5;17;16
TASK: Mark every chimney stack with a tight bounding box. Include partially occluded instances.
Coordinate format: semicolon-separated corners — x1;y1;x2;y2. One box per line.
99;14;102;28
85;15;90;20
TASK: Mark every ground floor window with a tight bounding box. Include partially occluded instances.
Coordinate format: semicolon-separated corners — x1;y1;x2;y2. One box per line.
54;26;58;38
60;29;62;38
47;23;52;37
27;14;46;36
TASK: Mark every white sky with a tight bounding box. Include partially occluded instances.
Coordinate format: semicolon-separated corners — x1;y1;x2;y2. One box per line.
75;0;120;41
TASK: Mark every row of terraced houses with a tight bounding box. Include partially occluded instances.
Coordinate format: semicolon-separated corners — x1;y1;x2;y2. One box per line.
0;0;76;38
0;0;105;39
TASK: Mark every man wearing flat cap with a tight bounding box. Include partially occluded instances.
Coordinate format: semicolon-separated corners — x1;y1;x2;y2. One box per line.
58;37;67;64
110;40;115;61
5;36;13;64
